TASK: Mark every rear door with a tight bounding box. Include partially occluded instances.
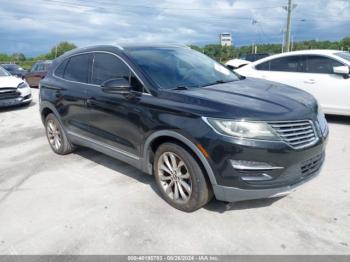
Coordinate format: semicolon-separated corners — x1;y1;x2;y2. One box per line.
297;55;350;114
55;53;93;137
253;55;305;85
85;52;147;157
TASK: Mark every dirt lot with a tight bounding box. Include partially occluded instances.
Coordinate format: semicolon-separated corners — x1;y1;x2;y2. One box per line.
0;88;349;254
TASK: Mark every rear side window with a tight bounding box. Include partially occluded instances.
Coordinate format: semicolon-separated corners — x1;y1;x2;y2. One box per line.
37;63;45;72
306;55;343;74
256;56;301;72
269;56;300;72
31;63;39;72
64;54;90;83
255;61;269;71
55;59;68;78
91;53;130;85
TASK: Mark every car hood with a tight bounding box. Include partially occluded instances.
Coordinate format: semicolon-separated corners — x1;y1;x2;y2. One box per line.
158;78;318;121
0;76;24;89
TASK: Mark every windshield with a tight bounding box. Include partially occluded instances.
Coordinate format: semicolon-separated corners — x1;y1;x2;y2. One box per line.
0;67;11;77
2;64;20;71
336;52;350;63
126;47;239;89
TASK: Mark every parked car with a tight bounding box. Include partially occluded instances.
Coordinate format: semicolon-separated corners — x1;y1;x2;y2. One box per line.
240;53;271;62
25;60;52;87
0;66;32;107
225;58;251;70
39;45;328;212
225;53;272;70
0;63;27;78
236;50;350;116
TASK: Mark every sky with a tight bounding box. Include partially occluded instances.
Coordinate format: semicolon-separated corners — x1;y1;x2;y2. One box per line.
0;0;349;57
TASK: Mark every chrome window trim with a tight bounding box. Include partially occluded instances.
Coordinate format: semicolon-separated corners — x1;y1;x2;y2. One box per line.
53;50;151;95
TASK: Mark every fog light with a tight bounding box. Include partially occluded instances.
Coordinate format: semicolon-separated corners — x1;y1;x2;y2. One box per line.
230;160;283;171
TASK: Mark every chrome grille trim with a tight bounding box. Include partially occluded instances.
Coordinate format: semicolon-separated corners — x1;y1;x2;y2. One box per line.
268;120;318;149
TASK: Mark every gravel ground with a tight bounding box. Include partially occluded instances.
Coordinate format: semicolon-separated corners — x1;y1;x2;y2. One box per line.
0;88;349;255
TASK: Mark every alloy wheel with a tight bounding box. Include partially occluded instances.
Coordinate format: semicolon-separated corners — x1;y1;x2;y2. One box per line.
47;120;62;151
157;152;192;203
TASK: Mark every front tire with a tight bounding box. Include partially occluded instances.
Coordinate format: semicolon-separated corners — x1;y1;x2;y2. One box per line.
45;113;75;155
154;142;212;212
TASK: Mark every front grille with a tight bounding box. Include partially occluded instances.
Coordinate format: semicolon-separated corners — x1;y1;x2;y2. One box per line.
300;153;325;178
269;120;318;149
0;89;20;100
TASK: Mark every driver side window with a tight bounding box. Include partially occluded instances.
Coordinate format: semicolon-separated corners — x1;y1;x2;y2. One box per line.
92;53;144;92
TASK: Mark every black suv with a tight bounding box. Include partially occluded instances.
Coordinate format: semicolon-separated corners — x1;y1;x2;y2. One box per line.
39;45;328;212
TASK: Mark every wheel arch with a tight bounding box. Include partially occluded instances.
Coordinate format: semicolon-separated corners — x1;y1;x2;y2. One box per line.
142;130;217;186
40;101;60;124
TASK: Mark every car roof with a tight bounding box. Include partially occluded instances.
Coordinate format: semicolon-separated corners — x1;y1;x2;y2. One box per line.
249;49;346;65
1;63;19;67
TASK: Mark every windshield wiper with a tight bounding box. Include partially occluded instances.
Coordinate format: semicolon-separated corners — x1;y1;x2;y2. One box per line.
201;79;235;88
171;85;189;90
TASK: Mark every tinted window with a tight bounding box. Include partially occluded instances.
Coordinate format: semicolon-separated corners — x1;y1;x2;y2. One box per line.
256;56;301;72
37;63;45;72
255;61;269;71
130;72;143;92
64;54;90;83
269;56;300;72
55;59;68;78
92;53;129;85
306;55;343;74
31;63;39;72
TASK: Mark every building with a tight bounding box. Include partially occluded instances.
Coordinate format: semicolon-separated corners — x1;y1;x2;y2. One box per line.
220;33;232;46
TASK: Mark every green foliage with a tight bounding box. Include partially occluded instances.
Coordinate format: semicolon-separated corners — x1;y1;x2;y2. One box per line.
1;38;349;68
190;36;350;62
48;41;77;59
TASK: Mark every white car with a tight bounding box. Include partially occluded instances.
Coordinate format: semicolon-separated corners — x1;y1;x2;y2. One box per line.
0;66;32;107
225;58;251;70
235;50;350;116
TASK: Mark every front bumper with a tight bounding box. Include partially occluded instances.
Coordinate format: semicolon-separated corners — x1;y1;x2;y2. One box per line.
196;120;328;202
0;87;32;107
213;163;322;202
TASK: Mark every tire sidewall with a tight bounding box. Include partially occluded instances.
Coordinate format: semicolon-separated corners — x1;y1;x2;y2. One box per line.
154;142;210;212
45;113;71;155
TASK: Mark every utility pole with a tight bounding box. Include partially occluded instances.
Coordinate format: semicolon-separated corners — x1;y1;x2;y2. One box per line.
283;0;296;52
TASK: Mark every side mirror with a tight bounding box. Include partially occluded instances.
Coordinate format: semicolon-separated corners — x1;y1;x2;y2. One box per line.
333;66;350;76
101;78;131;94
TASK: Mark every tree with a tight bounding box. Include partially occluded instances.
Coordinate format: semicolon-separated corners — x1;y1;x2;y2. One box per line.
49;41;77;59
12;52;26;61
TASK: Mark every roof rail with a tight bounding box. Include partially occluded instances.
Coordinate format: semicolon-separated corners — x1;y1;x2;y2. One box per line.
114;44;124;50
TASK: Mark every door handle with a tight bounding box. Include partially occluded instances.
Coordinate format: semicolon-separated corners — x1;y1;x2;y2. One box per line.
304;79;316;84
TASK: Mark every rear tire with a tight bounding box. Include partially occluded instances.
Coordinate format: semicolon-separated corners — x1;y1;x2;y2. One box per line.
154;142;212;212
45;113;75;155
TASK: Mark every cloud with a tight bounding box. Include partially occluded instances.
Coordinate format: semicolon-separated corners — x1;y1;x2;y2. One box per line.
0;0;349;56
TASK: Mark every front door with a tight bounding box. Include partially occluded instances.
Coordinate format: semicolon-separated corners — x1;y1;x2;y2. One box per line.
85;52;147;157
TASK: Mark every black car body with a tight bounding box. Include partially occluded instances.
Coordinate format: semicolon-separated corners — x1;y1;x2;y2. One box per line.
39;45;328;211
0;64;27;78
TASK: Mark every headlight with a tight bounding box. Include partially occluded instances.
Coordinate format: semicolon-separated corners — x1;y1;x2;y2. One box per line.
204;117;280;140
317;105;328;136
17;82;29;89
